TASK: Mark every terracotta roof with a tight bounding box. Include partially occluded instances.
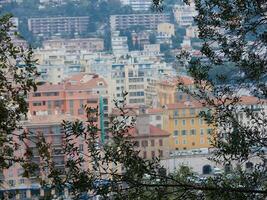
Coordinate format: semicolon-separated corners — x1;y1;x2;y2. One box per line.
239;96;266;105
35;73;107;92
25;114;82;126
166;100;203;109
128;125;170;138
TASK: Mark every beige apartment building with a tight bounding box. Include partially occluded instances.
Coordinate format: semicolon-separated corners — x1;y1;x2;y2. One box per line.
110;13;171;31
157;23;175;36
28;16;90;37
42;38;104;51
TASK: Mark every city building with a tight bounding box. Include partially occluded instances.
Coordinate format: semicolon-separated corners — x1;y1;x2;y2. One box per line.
162;101;212;151
42;38;104;52
111;61;173;106
110;14;171;31
112;106;170;159
131;31;150;50
157;23;175;37
120;0;152;11
111;31;129;56
28;16;90;38
173;3;197;26
1;114;79;199
186;26;199;38
157;76;195;106
27;73;109;140
143;44;160;53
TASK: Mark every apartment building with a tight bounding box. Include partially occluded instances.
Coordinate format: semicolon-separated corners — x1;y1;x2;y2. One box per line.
131;31;150;50
28;73;108;116
120;0;151;11
1;114;78;199
111;31;129;56
42;38;104;52
163;101;212;151
28;73;109;141
28;16;90;37
112;106;170;159
157;76;195;105
173;3;197;26
110;13;171;31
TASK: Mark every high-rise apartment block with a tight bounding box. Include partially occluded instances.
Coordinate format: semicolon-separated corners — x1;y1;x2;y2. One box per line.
28;73;108;119
110;14;171;31
28;16;90;37
120;0;152;11
173;3;197;26
111;31;129;56
42;38;104;52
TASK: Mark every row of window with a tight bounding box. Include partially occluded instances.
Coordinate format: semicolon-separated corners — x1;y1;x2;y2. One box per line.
143;150;163;159
173;128;213;136
174;118;204;126
129;98;145;103
33;92;60;97
129;77;144;83
129;91;144;97
174;137;207;145
134;139;163;147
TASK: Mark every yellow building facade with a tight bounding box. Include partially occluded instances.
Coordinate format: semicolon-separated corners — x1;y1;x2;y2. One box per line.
162;101;213;151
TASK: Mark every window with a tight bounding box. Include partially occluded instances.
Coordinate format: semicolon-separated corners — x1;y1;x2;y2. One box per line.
79;144;84;152
159;150;163;157
43;92;59;96
186;95;190;101
19;179;25;185
8;180;15;187
143;151;147;159
33;101;42;106
190;108;195;115
182;120;186;126
175;119;178;126
87;99;98;104
156;115;161;120
200;137;204;144
134;141;140;147
182;130;187;135
182;109;186;116
69;100;74;108
174;130;179;136
33;92;41;97
207;128;213;134
200;129;204;135
182;139;187;144
175;139;179;144
159;139;163;146
151;140;155;147
174;110;179;116
141;140;148;147
191;119;195;125
190;129;196;135
178;94;183;101
151;151;155;158
54;100;62;107
199;118;203;125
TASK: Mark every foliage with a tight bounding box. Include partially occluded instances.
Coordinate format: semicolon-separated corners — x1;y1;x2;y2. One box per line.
0;14;39;174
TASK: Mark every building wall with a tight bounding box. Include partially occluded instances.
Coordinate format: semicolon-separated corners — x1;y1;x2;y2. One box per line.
43;38;104;52
157;23;175;36
163;104;212;151
110;14;171;31
28;16;90;37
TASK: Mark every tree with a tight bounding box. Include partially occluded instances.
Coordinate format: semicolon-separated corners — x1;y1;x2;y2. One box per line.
0;13;38;179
